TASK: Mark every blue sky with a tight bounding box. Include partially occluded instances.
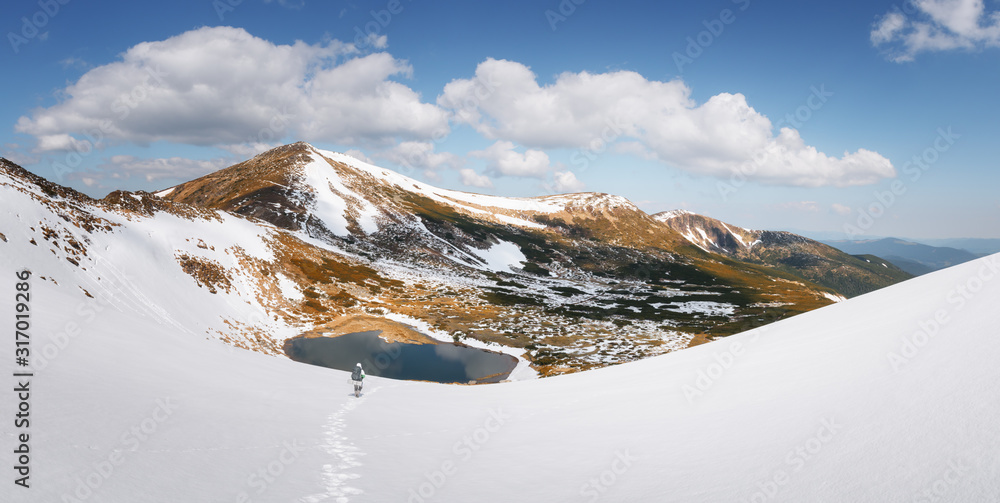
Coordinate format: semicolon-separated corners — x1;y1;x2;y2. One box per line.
3;0;999;239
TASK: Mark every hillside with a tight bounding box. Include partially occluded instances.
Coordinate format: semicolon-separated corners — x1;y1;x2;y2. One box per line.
656;210;912;297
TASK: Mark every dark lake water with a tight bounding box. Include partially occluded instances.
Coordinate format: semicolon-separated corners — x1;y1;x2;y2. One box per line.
284;331;518;384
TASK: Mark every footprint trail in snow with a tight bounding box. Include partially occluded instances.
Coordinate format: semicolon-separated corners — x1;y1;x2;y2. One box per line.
300;384;391;503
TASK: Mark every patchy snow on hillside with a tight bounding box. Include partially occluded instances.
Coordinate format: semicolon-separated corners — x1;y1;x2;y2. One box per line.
316;147;563;215
299;152;383;236
823;292;848;303
654;209;694;220
276;272;303;301
666;300;736;316
469;240;527;273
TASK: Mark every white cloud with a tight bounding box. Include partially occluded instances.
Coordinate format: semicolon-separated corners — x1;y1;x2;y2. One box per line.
551;171;585;193
831;203;853;216
35;134;93;153
459;168;494;189
439;59;894;187
66;155;233;190
16;27;448;152
871;11;907;45
471;140;551;178
376;141;461;172
362;33;389;49
104;155;231;182
871;0;1000;61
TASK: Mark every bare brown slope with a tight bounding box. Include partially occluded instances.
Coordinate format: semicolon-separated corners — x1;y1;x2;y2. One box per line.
160;142;312;229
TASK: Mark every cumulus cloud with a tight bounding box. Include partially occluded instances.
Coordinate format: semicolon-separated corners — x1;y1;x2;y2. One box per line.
471;140;552;178
459;168;494;189
15;26;448;153
871;0;1000;61
376;141;462;172
34;134;93;153
439;59;893;187
551;171;585;192
66;155;233;190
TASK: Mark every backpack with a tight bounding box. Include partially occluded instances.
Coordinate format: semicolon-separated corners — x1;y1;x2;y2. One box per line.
351;367;363;381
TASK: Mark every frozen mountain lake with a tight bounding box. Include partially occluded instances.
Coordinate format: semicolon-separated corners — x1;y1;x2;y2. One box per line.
284;331;518;383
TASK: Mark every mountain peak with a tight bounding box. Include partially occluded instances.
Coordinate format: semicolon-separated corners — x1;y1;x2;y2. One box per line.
0;156;94;204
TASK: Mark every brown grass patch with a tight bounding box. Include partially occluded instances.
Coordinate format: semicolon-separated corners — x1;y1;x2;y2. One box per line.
298;314;437;344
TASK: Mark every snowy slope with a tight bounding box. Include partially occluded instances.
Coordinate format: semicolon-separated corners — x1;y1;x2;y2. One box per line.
4;205;999;503
0;162;309;353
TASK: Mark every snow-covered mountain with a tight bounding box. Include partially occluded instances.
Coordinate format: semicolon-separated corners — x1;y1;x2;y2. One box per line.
4;194;998;501
655;210;912;297
0;147;847;378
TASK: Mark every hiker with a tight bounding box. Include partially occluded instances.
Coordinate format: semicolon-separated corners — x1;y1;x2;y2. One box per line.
351;363;365;397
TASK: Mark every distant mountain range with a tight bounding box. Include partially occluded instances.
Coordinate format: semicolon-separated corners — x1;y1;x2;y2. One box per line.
821;238;981;275
912;238;1000;256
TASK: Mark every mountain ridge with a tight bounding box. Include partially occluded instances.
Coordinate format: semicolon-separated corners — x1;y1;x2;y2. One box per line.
654;209;911;297
822;237;981;275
